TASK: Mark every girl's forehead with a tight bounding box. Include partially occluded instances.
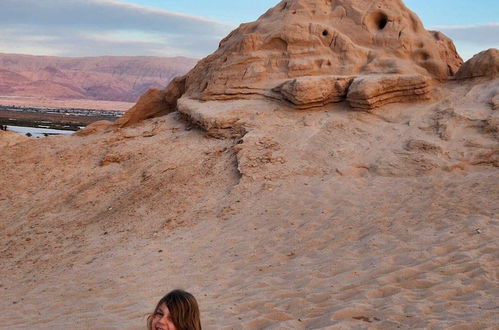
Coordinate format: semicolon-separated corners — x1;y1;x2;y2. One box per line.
157;303;170;313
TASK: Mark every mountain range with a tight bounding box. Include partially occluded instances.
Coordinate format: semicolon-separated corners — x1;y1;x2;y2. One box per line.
0;53;198;102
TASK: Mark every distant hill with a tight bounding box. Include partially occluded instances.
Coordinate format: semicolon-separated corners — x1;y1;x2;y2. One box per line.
0;53;198;102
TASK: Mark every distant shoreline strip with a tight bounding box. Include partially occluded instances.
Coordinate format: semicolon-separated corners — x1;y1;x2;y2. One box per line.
0;105;124;118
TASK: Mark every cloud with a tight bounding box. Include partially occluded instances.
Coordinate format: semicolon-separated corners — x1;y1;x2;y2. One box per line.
434;23;499;45
0;0;235;57
433;23;499;60
0;0;495;60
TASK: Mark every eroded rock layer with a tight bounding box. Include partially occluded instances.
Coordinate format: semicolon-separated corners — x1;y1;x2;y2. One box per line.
274;75;354;108
347;74;432;110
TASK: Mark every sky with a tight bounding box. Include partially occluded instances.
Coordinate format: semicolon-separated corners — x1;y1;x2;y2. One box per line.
0;0;497;60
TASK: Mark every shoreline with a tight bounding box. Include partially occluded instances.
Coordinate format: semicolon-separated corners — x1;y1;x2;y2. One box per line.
0;96;134;112
0;105;123;118
0;108;121;127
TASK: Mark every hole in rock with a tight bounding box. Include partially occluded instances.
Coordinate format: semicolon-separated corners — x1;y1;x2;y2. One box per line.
282;2;287;10
368;11;389;31
322;30;329;36
377;14;388;30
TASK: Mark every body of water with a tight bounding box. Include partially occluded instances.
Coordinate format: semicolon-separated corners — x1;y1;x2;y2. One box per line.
4;125;79;138
0;107;116;138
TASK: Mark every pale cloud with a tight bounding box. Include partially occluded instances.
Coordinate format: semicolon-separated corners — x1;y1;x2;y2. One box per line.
434;23;499;60
0;0;235;57
0;0;496;60
435;23;499;45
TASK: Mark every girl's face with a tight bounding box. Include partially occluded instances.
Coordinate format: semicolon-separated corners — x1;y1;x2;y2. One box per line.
151;303;177;330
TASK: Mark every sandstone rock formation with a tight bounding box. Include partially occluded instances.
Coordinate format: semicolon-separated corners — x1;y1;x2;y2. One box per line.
455;48;499;79
120;0;466;121
115;0;468;125
115;76;186;127
114;89;167;127
136;0;464;127
116;77;185;127
181;0;462;106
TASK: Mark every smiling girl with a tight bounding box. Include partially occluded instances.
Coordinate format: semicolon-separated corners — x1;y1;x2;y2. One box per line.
148;290;201;330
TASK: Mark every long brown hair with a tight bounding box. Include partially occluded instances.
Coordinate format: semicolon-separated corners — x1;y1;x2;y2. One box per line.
147;290;201;330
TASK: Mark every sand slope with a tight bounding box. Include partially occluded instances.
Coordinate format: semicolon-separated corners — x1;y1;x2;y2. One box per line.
0;77;497;329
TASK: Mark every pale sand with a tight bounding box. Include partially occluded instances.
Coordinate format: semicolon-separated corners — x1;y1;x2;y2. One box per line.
0;79;498;329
